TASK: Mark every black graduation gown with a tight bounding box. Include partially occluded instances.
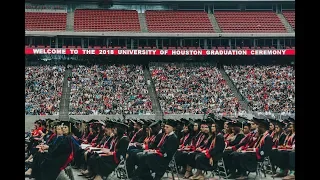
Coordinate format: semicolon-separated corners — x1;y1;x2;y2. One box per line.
288;151;295;170
175;132;206;166
93;135;130;177
228;133;245;147
130;129;146;143
223;133;245;170
137;133;179;179
180;132;193;148
195;133;225;170
87;135;115;170
230;132;272;175
126;131;164;177
270;133;295;170
187;134;211;167
35;136;73;180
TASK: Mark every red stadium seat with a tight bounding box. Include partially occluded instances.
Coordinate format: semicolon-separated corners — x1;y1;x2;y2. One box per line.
282;11;295;30
214;11;287;33
145;10;215;33
73;9;141;32
25;12;67;31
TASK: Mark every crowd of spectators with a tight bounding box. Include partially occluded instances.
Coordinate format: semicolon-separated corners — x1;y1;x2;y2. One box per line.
150;64;241;115
69;64;153;115
224;65;295;113
25;65;65;115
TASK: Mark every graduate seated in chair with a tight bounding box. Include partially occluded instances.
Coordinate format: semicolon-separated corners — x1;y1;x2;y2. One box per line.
272;118;295;179
229;117;272;180
184;119;214;179
175;119;206;179
79;120;115;178
126;120;164;178
132;119;179;180
189;119;225;180
25;122;74;180
89;121;130;180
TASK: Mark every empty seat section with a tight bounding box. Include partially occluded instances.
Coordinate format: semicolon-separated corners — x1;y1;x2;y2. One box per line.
145;10;214;33
73;9;141;32
282;11;295;30
214;11;286;33
25;12;67;31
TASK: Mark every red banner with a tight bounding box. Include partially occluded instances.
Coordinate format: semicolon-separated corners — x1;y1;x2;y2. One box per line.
25;48;295;56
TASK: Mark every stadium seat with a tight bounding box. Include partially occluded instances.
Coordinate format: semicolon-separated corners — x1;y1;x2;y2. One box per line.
145;10;215;33
282;11;295;30
73;9;141;32
214;11;287;33
25;12;67;31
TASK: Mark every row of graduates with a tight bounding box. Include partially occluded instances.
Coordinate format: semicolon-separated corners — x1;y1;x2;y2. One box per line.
25;115;295;180
72;116;272;180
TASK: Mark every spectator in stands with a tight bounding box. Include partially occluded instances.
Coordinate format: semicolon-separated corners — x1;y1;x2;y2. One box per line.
25;65;65;115
224;65;295;113
150;63;241;116
69;64;153;115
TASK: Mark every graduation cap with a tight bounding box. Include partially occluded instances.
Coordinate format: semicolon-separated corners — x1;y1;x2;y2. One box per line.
238;116;250;121
143;119;153;127
97;119;106;126
213;119;225;130
242;121;251;128
135;119;144;126
114;121;129;129
287;117;295;123
229;121;242;128
252;117;269;129
275;120;286;128
268;118;278;125
166;119;178;128
88;119;99;124
193;119;202;125
149;120;161;128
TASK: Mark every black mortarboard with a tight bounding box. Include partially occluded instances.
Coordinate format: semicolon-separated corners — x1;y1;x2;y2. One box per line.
135;119;144;126
143;119;153;127
238;116;250;121
88;119;99;124
166;119;178;128
180;118;189;126
253;118;269;129
222;117;230;121
149;120;161;128
242;121;251;128
194;119;202;125
230;121;242;127
214;119;225;130
129;119;136;124
97;120;106;126
287;117;295;123
268;118;278;125
114;121;129;129
275;120;286;128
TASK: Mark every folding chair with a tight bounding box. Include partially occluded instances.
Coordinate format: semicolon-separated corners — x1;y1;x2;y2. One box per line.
113;155;129;180
64;165;75;180
211;142;228;179
166;152;180;180
255;156;275;180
